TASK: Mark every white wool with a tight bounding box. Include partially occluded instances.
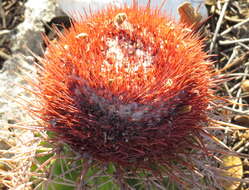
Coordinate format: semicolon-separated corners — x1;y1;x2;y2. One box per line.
58;0;208;22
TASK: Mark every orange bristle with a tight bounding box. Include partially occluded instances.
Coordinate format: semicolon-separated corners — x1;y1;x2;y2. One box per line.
30;2;221;188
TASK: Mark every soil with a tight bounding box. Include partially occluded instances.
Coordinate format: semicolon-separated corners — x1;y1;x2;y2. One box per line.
0;0;27;69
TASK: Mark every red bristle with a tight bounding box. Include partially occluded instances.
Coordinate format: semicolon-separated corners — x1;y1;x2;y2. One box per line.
32;2;217;187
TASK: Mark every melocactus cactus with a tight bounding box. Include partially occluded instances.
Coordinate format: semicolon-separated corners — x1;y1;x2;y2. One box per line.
31;1;228;189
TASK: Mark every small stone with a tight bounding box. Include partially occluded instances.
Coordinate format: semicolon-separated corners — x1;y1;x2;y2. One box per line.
178;2;202;27
205;0;217;6
220;156;243;190
233;115;249;127
241;80;249;92
178;105;192;114
114;13;127;26
76;33;88;39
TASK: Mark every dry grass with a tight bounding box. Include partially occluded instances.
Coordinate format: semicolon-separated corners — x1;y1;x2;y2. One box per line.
205;0;249;189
